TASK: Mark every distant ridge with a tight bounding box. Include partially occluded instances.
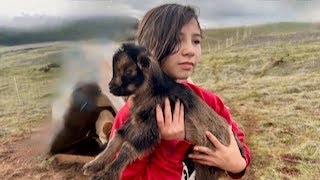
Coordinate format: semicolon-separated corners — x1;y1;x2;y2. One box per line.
202;22;320;49
0;16;138;45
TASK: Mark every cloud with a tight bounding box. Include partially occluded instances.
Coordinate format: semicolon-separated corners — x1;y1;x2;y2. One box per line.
108;0;320;27
1;0;319;27
0;0;69;17
64;0;137;17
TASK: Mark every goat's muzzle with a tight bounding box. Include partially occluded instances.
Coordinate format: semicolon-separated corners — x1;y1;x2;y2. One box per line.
109;81;116;93
108;81;122;96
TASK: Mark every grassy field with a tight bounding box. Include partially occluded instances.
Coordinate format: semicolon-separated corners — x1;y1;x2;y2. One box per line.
0;22;319;179
193;22;320;179
0;43;69;137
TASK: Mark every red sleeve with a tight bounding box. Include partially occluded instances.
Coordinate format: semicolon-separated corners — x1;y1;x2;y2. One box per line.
109;101;191;180
182;82;251;179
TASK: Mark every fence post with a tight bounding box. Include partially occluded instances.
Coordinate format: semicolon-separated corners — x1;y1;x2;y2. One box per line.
243;27;247;40
13;76;22;103
236;29;239;42
37;83;41;98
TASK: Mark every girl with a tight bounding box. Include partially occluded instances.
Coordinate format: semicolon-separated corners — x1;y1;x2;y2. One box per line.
109;3;251;179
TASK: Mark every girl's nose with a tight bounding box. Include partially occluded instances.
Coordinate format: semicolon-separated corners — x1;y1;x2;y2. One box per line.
181;42;195;57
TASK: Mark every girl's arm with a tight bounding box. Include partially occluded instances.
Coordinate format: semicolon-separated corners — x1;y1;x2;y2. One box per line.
206;92;251;178
182;82;251;178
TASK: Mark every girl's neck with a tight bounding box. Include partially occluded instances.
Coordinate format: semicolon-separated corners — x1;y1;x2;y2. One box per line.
177;77;192;84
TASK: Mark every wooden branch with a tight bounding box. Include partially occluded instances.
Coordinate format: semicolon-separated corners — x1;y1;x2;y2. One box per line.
53;154;94;164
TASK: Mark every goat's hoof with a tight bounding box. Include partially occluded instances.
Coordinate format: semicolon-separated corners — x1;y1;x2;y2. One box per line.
83;161;104;176
91;170;117;180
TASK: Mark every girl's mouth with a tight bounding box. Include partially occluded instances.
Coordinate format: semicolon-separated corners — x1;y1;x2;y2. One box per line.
179;62;194;70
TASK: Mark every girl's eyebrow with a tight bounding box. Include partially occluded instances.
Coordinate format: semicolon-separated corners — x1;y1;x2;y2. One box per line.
193;34;203;38
179;32;203;38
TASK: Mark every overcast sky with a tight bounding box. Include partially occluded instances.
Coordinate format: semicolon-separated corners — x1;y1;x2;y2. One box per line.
0;0;319;27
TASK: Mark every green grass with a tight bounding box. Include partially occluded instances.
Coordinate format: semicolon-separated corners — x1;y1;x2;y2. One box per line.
192;25;320;179
202;22;320;52
0;22;319;178
0;44;66;137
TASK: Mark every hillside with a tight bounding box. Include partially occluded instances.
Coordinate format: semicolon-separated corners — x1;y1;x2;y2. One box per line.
0;22;319;179
0;16;138;45
193;22;320;179
202;22;320;50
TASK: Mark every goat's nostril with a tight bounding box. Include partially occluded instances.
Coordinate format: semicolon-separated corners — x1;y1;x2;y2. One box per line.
109;81;114;88
109;81;117;93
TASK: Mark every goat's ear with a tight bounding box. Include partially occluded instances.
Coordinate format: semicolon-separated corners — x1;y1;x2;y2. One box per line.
137;54;150;69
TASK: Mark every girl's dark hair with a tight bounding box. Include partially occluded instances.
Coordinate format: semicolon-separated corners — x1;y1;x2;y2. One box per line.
135;4;202;65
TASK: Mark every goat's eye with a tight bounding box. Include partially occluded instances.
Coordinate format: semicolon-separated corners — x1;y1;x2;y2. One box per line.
124;69;133;76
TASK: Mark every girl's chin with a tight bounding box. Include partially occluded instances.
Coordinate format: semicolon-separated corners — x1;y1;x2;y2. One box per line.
167;70;192;81
175;74;191;81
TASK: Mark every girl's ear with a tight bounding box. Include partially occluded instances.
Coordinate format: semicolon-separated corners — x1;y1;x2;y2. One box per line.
137;54;150;69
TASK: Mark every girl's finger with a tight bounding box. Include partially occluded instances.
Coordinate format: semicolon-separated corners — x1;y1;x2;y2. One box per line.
179;103;184;125
193;146;214;156
156;104;164;130
228;125;237;144
164;97;172;125
188;153;214;163
192;159;214;167
206;131;223;149
173;99;180;123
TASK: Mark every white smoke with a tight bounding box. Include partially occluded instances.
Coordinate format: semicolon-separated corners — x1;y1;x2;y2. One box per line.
51;40;119;131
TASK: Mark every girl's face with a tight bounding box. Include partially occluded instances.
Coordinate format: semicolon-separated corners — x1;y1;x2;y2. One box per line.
161;18;202;81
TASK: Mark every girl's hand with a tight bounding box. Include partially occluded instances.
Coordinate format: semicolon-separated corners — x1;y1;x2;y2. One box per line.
188;125;246;174
156;97;185;140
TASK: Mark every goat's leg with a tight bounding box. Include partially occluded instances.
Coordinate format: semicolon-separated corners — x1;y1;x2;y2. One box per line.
91;128;160;180
83;132;124;176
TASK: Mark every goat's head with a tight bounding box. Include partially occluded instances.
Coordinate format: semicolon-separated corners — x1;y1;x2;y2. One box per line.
109;43;151;96
71;82;104;111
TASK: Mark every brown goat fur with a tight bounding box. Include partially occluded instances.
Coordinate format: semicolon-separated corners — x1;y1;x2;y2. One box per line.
83;44;245;180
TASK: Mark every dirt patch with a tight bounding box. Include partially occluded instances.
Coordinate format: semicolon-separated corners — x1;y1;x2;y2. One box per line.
280;154;302;165
276;167;301;176
228;105;260;180
0;123;89;180
280;153;318;166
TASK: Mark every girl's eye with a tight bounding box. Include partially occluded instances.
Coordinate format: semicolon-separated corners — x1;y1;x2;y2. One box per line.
194;40;201;44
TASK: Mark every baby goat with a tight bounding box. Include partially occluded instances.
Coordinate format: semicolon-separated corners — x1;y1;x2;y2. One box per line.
83;43;245;180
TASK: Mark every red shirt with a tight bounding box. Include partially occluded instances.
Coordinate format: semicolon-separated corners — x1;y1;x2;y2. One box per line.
109;82;251;180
